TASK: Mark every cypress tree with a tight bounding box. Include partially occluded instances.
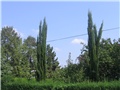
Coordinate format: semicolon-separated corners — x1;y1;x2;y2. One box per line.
42;18;47;80
36;18;47;81
87;11;103;81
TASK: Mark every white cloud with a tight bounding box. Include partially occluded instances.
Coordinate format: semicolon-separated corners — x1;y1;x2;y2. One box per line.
71;38;85;44
54;47;61;52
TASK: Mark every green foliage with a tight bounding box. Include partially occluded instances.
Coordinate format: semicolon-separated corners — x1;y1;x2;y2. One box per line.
2;79;120;90
66;52;73;66
1;26;23;77
1;12;120;89
24;36;36;48
23;36;37;78
1;75;14;86
51;68;64;81
111;38;120;80
36;18;47;81
99;38;120;80
62;64;84;83
79;38;120;81
87;11;103;81
46;44;59;79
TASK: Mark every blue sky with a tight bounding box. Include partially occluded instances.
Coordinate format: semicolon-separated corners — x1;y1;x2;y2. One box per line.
1;1;119;67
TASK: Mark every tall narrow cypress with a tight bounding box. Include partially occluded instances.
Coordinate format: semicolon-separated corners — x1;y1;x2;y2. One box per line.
42;18;47;80
36;18;47;81
87;11;103;81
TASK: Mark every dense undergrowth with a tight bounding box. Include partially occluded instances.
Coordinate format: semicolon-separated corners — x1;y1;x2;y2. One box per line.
2;77;120;90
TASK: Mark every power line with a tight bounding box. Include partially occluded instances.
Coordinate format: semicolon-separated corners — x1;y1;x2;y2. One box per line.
47;27;120;42
103;27;120;31
47;33;87;42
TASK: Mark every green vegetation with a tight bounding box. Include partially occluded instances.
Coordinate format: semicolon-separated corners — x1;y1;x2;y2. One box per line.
2;78;120;90
87;11;103;81
36;18;47;81
1;12;120;90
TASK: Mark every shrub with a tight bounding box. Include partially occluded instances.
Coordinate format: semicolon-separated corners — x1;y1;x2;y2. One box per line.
1;75;14;85
2;80;120;90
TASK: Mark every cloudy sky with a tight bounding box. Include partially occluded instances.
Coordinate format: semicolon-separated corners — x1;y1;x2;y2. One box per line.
2;1;119;67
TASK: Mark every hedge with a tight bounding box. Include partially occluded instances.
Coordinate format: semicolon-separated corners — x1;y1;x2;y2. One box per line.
2;81;120;90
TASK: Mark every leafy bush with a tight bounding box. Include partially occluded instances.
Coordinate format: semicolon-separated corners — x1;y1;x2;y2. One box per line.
2;79;120;90
1;75;14;85
63;64;84;83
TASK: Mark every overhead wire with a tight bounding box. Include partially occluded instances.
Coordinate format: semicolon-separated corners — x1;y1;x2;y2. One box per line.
47;27;120;42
